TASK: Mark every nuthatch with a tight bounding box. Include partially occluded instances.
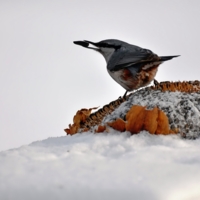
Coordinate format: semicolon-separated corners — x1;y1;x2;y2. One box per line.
74;39;179;97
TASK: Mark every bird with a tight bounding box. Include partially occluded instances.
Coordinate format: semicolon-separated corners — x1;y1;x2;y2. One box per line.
73;39;179;97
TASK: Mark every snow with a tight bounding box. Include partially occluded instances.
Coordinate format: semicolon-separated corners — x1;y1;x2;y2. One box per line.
1;131;200;200
1;88;200;200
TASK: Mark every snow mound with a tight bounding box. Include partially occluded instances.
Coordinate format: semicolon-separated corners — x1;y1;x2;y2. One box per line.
103;88;200;138
1;132;200;200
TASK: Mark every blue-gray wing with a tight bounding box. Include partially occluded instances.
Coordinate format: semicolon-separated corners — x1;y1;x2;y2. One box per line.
108;46;159;71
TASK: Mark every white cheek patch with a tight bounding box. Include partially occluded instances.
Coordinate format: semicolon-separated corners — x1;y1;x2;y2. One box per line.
100;47;115;63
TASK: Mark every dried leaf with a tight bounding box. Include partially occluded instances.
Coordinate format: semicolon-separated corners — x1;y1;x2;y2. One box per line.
126;105;146;134
65;107;98;135
107;118;126;132
95;125;106;133
143;107;158;134
155;109;170;134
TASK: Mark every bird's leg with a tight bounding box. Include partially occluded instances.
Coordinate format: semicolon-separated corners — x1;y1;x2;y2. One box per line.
154;79;159;86
123;90;128;99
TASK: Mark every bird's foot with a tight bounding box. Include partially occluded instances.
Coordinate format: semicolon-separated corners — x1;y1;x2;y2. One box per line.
154;79;159;86
123;91;128;99
118;91;128;100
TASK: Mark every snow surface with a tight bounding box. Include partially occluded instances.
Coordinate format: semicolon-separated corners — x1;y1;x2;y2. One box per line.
1;131;200;200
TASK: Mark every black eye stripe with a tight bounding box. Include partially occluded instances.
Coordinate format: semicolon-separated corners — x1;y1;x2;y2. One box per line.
97;43;121;49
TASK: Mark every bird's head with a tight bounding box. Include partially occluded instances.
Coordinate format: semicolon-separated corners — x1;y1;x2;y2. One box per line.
74;39;126;63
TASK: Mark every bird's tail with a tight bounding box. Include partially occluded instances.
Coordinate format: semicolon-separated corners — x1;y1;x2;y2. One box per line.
160;55;180;61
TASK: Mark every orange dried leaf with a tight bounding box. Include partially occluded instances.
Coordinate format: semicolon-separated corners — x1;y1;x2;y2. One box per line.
64;124;78;135
155;110;170;134
95;125;106;133
73;107;98;125
107;118;126;132
82;107;99;117
126;105;146;134
126;105;144;121
143;107;158;134
65;106;98;135
64;128;71;135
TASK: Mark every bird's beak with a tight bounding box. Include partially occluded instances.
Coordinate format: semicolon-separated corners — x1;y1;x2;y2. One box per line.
73;40;100;51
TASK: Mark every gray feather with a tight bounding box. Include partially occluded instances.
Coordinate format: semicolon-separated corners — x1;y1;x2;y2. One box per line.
107;44;155;71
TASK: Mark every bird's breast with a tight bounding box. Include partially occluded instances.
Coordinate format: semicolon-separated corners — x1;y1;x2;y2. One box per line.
107;65;159;91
